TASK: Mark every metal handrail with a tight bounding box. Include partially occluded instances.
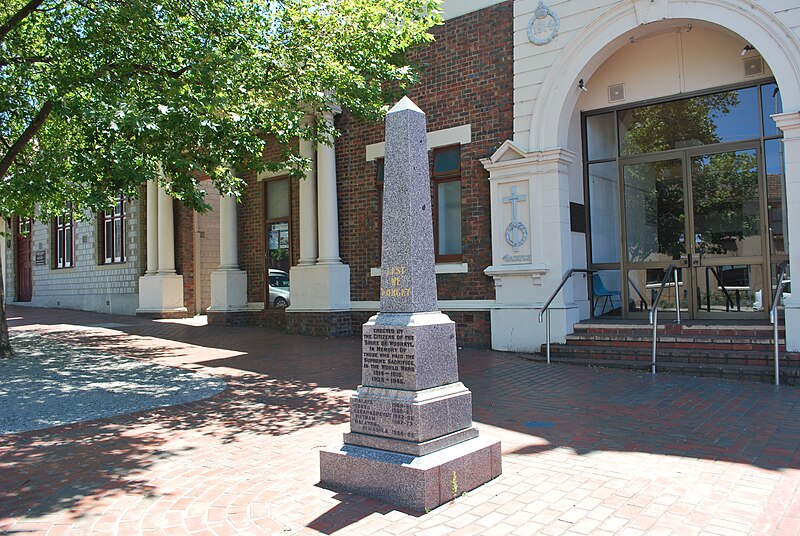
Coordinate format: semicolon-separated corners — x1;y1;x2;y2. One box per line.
538;269;595;364
770;261;788;386
649;264;680;374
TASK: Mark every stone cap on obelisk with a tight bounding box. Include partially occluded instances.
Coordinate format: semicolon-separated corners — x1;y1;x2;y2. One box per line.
380;96;438;313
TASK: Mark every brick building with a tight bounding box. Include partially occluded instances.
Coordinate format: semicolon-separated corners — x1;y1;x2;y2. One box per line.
9;0;800;361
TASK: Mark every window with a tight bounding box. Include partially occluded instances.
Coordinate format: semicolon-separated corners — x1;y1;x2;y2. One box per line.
54;209;74;268
264;177;291;307
376;147;463;262
102;194;126;264
432;145;462;261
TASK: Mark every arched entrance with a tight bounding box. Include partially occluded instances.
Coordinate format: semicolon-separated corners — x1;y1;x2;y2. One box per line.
526;0;800;340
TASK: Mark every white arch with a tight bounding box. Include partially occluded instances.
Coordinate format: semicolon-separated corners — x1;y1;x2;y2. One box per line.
529;0;800;151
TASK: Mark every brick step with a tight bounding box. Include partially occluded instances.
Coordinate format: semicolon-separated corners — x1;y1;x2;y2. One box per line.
573;323;785;338
526;353;800;385
541;344;800;367
564;334;786;352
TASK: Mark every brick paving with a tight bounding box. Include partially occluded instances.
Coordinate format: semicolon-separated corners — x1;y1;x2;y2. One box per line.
1;305;799;535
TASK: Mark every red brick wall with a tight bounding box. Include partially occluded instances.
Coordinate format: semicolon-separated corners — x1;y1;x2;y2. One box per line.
238;169;265;304
175;201;195;316
336;1;513;305
231;2;514;345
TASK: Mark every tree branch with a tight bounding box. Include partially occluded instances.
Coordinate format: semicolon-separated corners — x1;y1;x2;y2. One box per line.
0;56;52;66
0;0;48;43
0;100;53;180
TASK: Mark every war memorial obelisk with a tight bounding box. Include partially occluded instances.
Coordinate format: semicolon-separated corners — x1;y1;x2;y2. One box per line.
319;97;501;511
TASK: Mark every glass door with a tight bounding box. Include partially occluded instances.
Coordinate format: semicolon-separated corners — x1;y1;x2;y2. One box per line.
619;146;769;319
688;146;765;318
622;156;689;320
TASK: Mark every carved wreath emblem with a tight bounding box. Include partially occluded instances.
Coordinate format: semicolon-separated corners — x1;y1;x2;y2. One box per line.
505;221;529;252
527;1;559;46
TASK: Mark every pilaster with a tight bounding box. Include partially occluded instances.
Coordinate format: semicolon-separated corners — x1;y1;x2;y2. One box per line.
481;142;579;352
774;111;800;351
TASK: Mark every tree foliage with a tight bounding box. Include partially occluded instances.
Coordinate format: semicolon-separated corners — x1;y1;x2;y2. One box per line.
0;0;442;217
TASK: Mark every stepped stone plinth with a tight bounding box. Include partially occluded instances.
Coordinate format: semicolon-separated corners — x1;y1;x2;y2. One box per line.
319;97;501;511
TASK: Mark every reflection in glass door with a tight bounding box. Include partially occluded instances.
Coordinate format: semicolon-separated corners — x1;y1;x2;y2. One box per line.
690;148;763;316
621;148;768;319
623;158;688;319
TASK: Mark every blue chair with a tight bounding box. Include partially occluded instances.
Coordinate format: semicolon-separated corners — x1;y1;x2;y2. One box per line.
593;273;621;315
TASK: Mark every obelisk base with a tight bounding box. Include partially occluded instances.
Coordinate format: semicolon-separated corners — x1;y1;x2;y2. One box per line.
319;436;501;512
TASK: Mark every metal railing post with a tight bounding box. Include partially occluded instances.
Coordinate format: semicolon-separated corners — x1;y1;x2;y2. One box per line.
774;311;780;386
546;310;551;364
770;261;788;387
674;268;681;324
651;308;658;374
649;264;678;376
539;269;595;365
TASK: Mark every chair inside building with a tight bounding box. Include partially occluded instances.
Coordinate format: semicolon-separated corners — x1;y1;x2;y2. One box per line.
592;273;621;316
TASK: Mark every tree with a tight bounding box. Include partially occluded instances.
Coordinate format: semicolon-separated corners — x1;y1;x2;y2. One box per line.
0;0;442;356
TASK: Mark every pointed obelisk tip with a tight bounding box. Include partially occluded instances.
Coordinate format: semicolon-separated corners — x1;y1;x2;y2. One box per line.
388;96;425;115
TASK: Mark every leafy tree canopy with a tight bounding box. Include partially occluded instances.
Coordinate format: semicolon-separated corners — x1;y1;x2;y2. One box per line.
0;0;441;217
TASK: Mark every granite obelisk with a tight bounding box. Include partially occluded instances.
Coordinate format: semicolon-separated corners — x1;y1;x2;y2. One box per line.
319;97;501;512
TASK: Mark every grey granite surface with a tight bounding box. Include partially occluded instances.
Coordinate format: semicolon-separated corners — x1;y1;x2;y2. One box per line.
380;97;438;313
362;312;458;390
0;332;226;435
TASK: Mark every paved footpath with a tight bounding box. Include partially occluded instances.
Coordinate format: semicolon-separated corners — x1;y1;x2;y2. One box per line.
1;306;799;536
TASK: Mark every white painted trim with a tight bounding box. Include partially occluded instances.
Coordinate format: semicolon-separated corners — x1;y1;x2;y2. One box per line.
257;169;291;182
484;263;549;277
350;300;496;312
285;306;352;313
247;302;265;311
441;0;504;21
369;263;469;277
365;124;472;161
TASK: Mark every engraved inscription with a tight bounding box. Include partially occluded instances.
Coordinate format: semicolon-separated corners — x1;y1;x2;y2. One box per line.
363;327;416;386
350;397;418;440
381;265;411;298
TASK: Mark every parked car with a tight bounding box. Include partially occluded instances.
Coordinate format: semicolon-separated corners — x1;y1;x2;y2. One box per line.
753;280;791;311
268;269;290;307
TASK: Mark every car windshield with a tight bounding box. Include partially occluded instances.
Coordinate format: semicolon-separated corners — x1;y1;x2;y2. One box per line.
270;275;290;288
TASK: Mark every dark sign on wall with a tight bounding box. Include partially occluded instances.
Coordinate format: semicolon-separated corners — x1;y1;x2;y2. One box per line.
570;202;586;233
35;250;46;266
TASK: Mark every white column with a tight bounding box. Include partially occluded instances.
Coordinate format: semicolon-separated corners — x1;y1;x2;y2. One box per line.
157;183;176;274
774;111;800;351
287;108;350;312
316;110;341;264
299;115;318;266
137;180;186;315
146;180;159;275
219;193;238;269
209;190;248;312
